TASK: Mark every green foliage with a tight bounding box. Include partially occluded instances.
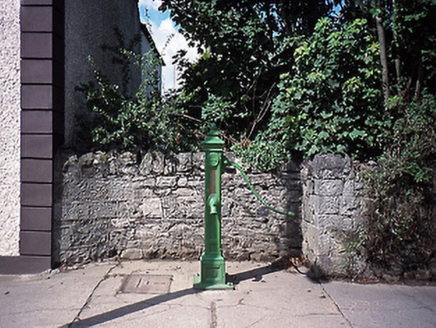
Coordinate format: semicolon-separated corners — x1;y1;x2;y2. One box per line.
363;94;436;273
236;17;387;168
77;50;199;154
162;1;436;171
342;0;436;98
161;0;337;144
232;132;290;171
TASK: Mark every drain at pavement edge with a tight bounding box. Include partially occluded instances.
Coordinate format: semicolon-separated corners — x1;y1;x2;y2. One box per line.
120;274;173;294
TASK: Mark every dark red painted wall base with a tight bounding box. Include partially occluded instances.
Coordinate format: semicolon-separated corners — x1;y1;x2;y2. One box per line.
0;256;51;274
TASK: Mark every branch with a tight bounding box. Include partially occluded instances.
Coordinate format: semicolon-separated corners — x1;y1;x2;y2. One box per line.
247;82;277;139
392;0;402;95
170;112;203;124
414;57;423;102
376;15;390;104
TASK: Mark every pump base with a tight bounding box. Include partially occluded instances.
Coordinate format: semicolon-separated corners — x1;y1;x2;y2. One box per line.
193;273;234;290
193;253;234;290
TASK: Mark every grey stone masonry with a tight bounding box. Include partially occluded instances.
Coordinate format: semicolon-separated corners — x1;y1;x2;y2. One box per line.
301;153;366;277
53;151;302;265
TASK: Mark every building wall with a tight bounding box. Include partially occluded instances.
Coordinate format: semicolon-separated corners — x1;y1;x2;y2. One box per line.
140;25;163;93
64;0;142;149
0;0;21;256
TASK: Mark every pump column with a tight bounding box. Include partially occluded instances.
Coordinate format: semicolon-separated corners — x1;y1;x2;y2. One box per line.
194;124;233;290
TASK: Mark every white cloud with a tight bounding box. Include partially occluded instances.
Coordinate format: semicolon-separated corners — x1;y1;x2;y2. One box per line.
149;18;198;91
139;1;198;91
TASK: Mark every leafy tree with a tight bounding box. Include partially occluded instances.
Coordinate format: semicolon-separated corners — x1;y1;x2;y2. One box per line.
160;0;338;142
340;0;436;102
242;17;387;169
161;0;436;168
159;1;436;275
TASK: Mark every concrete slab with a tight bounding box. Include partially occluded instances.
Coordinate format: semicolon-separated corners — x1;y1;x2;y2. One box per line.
322;281;436;328
0;263;114;328
68;261;210;327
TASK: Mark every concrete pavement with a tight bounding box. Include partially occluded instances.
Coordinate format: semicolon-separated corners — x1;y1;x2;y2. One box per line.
0;260;435;328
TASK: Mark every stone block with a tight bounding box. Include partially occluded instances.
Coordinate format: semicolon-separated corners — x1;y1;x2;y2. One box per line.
313;196;340;215
152;153;165;174
138;152;153;175
340;197;360;216
302;179;314;197
173;187;196;197
156;176;177;188
187;177;203;188
312;215;353;232
120;248;143;260
192;152;205;171
88;202;118;219
301;222;317;250
177;176;188;187
21;134;53;158
164;154;177;175
314;179;343;196
161;196;203;218
310;153;351;179
141;198;162;217
314;232;335;257
176;153;192;172
343;180;355;196
119;152;136;165
167;222;192;239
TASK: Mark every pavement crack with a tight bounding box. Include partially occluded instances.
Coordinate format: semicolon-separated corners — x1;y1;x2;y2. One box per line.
211;301;217;328
320;282;354;328
66;263;120;327
247;315;268;327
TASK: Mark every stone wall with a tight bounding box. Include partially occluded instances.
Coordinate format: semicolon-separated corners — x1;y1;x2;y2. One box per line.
0;0;21;256
53;150;435;278
53;151;302;265
301;154;366;277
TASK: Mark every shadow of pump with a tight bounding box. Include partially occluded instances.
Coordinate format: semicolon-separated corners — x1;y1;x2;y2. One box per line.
227;264;280;284
63;265;280;327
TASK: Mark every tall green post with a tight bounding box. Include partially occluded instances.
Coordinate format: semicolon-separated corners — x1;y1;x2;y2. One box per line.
194;124;233;290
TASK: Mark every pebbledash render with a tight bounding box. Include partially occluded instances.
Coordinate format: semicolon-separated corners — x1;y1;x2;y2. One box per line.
0;0;21;257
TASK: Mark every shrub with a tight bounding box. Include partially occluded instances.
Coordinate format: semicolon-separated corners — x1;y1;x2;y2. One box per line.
363;94;436;276
77;50;200;156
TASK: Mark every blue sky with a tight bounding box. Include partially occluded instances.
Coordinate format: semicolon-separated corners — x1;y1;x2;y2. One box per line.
138;0;197;91
139;1;170;26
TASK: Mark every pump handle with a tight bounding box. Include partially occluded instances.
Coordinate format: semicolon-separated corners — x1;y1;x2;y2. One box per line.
223;157;295;217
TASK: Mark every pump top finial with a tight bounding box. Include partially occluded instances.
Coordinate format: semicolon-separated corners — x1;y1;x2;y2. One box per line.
202;124;224;150
208;123;218;136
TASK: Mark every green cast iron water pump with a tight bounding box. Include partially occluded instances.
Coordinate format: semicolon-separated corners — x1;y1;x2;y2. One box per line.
194;124;294;290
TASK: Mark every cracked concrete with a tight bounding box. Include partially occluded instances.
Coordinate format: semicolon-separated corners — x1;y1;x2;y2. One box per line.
68;264;120;327
1;261;435;328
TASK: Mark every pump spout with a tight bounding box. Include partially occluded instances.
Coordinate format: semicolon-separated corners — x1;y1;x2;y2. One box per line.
208;194;218;215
